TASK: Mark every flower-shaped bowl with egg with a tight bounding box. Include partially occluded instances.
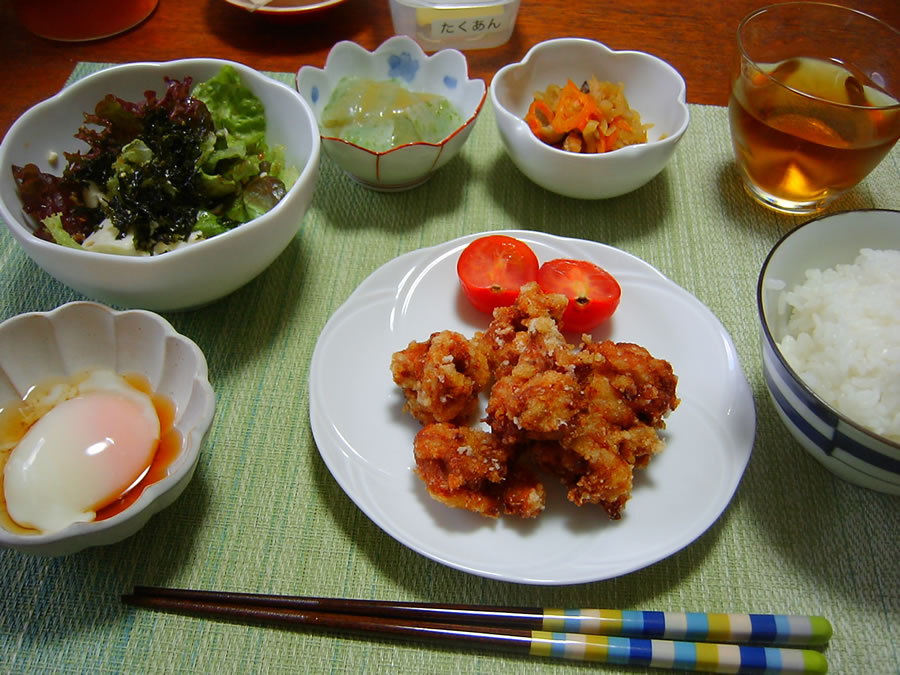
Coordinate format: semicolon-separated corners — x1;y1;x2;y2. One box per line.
0;58;320;311
757;209;900;494
0;302;215;556
296;35;486;191
490;38;689;199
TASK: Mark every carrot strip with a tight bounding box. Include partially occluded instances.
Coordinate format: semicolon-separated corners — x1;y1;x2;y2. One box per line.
522;77;648;153
526;100;559;143
550;80;597;134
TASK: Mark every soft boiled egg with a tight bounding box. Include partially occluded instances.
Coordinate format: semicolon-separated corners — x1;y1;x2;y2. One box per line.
2;370;160;534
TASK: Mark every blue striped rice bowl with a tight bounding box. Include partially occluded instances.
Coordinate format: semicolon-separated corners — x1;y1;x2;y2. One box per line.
756;209;900;494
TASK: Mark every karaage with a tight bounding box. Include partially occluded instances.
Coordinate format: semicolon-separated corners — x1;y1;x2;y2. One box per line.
533;338;680;518
413;422;545;518
391;330;490;425
392;283;680;521
473;281;570;379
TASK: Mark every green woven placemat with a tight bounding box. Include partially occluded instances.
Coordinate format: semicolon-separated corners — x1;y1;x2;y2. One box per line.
0;63;898;674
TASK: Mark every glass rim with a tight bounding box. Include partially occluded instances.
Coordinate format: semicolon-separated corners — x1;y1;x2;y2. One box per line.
737;1;900;112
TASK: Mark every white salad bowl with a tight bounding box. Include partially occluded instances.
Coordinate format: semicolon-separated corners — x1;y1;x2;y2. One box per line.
296;36;486;191
490;38;690;199
0;58;320;311
0;302;216;556
757;209;900;494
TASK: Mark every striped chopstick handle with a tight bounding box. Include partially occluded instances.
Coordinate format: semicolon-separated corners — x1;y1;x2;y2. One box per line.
529;632;828;674
541;609;832;647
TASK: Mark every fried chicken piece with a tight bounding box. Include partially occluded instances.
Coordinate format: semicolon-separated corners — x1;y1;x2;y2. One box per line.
533;339;680;518
573;338;680;429
413;423;545;518
391;330;490;425
485;369;580;445
473;281;569;378
477;282;577;445
532;438;633;519
500;461;547;519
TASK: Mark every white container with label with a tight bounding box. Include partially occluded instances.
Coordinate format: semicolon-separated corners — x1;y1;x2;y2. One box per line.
388;0;520;51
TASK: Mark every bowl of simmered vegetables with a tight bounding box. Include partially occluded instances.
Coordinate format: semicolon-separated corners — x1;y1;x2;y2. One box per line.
296;36;486;191
490;38;690;199
0;58;320;311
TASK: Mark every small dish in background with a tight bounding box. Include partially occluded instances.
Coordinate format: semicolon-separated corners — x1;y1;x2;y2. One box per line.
222;0;349;21
388;0;520;51
296;36;486;191
0;302;216;556
490;38;689;199
757;209;900;494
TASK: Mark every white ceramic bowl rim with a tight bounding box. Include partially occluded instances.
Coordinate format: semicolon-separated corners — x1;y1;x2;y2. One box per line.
0;301;216;552
757;208;900;456
492;37;689;161
0;58;319;264
305;36;487;157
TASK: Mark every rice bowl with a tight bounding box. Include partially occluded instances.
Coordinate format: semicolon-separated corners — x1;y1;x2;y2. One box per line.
757;209;900;494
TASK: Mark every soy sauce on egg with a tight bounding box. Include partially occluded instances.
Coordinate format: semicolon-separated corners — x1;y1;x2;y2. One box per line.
0;369;182;535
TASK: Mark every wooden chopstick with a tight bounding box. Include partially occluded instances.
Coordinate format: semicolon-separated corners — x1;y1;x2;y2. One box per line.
123;587;830;674
129;586;832;647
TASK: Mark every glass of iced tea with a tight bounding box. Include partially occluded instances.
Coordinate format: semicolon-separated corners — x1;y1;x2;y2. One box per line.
728;2;900;215
12;0;158;42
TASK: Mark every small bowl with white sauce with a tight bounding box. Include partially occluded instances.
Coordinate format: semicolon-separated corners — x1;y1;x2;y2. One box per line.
296;35;486;191
0;302;215;556
757;209;900;494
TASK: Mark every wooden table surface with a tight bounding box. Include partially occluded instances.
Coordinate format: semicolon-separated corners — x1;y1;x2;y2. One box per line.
2;0;899;137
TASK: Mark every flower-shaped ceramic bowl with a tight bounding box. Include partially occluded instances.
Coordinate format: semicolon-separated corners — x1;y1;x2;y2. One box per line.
296;36;486;191
757;209;900;494
0;58;320;311
0;302;216;555
490;38;690;199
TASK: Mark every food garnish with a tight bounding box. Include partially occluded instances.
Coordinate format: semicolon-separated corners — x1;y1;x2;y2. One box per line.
456;235;540;314
11;65;298;256
457;235;620;332
536;258;621;333
525;76;650;153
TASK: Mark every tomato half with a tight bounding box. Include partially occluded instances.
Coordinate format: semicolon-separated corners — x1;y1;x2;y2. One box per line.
536;258;621;332
457;235;539;314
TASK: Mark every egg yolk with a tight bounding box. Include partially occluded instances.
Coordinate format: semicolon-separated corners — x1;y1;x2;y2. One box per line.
3;388;160;533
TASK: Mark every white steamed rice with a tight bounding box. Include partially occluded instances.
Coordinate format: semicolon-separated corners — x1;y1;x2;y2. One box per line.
777;248;900;442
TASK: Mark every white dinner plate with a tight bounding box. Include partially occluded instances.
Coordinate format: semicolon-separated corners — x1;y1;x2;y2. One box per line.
309;230;756;585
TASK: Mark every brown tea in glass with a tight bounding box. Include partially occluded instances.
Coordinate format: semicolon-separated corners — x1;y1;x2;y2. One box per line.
728;3;900;215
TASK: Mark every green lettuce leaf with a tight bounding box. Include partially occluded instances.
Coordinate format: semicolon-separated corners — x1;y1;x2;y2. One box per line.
193;66;267;155
42;214;83;249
